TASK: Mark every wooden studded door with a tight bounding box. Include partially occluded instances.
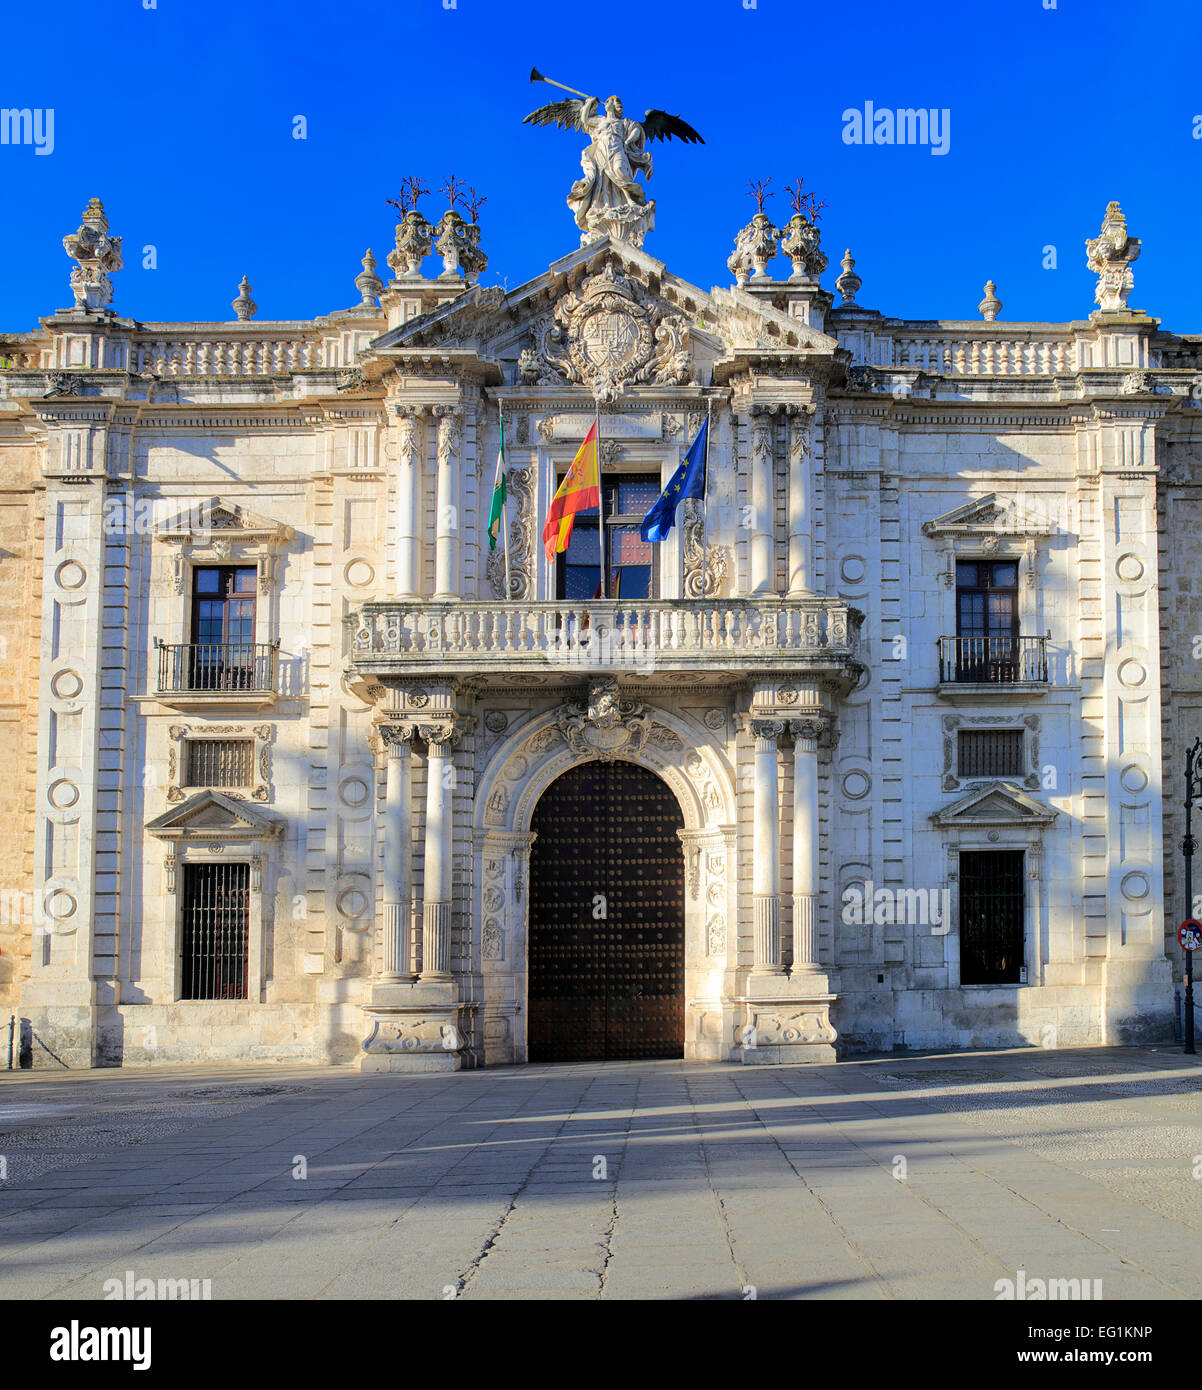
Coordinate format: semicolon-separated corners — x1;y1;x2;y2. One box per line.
528;761;685;1062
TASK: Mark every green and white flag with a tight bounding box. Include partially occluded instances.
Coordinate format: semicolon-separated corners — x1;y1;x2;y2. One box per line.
488;413;507;552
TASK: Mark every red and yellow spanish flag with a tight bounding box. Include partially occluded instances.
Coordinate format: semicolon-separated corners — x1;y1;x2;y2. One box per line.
542;422;600;563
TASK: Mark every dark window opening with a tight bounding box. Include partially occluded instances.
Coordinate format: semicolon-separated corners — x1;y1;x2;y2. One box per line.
959;849;1024;985
180;861;249;1000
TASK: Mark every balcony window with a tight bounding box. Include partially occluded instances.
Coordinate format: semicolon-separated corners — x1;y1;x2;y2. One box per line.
178;565;260;691
557;475;659;601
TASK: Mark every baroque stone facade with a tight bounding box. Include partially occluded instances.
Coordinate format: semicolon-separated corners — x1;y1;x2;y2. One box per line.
0;195;1199;1068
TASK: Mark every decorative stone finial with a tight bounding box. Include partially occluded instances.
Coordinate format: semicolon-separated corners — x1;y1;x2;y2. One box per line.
1086;201;1140;313
355;248;383;306
62;198;124;311
387;210;435;280
835;249;862;306
727;212;779;288
779;213;827;283
232;276;257;321
434;210;487;286
978;280;1002;322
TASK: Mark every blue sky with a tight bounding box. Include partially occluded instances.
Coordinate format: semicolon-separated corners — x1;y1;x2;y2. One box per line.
2;0;1200;332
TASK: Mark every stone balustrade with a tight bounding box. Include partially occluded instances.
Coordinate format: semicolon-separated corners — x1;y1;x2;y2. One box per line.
350;597;863;676
130;331;325;377
887;329;1077;376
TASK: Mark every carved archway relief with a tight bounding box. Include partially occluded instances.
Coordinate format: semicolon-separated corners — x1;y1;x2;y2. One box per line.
473;702;735;838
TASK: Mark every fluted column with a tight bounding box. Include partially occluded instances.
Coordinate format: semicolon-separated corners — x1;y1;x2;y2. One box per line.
433;407;462;600
786;405;813;596
748;408;775;594
790;718;821;971
379;724;415;979
395;406;423;598
419;721;459;980
751;718;785;973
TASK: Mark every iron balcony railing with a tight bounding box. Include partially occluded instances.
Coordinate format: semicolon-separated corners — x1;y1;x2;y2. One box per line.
155;640;278;695
350;598;863;675
938;635;1048;685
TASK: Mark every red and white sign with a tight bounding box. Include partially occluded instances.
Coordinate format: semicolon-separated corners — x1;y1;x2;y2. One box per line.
1179;920;1202;952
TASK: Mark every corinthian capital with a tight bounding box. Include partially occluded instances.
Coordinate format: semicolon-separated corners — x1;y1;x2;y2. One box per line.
419;719;466;754
747;717;785;747
377;721;419;752
789;716;839;750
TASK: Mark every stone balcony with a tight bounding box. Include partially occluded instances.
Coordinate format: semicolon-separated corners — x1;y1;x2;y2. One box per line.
348;597;864;687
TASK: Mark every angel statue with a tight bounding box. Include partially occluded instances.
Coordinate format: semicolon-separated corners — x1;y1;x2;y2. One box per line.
525;68;704;249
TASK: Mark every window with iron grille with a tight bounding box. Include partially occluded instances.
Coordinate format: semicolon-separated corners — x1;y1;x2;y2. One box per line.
957;729;1023;779
180;861;249;1000
184;738;254;787
959;850;1024;985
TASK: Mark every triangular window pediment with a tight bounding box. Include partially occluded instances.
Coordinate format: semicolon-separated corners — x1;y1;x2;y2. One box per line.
932;782;1057;827
922;492;1057;539
155;497;293;543
146;790;280;839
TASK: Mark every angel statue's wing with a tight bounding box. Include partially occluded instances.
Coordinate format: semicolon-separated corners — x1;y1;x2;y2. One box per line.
641;110;705;145
523;98;588;132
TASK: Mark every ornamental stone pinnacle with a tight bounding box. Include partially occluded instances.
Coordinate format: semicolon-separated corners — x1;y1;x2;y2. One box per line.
232;277;257;321
62;198;123;312
978;280;1002;322
835;248;862;305
354;248;383;306
1086;201;1141;314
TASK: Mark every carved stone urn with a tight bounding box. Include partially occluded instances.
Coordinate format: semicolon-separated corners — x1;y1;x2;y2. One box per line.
727;212;779;287
434;211;488;285
779;213;828;283
387;210;435;280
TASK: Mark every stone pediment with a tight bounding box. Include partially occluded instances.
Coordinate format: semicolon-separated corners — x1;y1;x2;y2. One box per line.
931;782;1057;827
156;497;293;543
146;790;281;840
372;238;836;397
922;492;1058;539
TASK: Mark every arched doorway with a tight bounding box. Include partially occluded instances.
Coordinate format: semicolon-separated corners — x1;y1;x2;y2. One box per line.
528;760;685;1062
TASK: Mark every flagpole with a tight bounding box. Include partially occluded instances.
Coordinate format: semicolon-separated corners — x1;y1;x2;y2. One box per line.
596;395;606;600
499;398;511;600
701;399;712;602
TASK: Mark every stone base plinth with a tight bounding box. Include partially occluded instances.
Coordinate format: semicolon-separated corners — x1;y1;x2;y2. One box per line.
359;980;468;1073
733;980;839;1065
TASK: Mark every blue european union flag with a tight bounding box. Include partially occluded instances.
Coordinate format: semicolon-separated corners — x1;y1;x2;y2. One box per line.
639;419;709;543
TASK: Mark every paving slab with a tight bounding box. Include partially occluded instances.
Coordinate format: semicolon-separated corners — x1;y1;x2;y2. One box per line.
1;1047;1201;1300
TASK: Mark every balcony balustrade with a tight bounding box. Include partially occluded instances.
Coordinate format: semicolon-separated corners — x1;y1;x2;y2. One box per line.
155;640;279;696
350;598;862;679
938;635;1049;686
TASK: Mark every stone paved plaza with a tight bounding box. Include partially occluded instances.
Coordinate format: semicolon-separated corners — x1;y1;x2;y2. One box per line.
1;1046;1201;1301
